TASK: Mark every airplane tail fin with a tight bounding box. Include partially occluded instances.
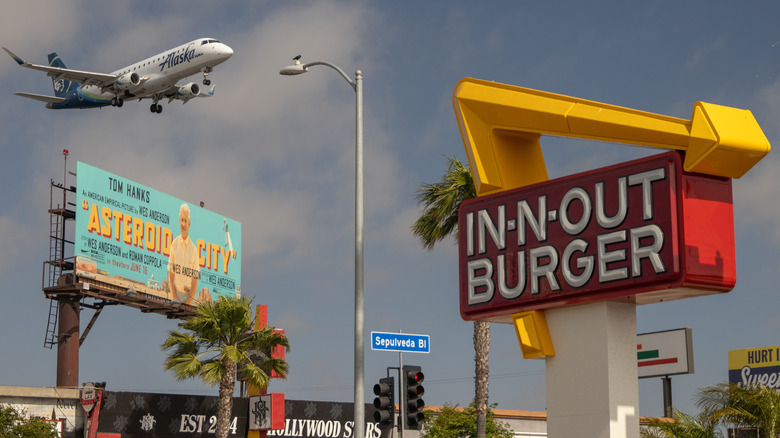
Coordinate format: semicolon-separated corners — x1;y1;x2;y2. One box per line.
47;52;79;97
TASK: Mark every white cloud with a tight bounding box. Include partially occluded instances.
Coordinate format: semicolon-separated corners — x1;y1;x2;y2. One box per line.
0;1;83;55
733;78;780;241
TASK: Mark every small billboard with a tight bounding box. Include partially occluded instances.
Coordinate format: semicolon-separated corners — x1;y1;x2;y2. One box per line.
248;393;285;431
729;345;780;388
637;328;694;378
74;162;241;305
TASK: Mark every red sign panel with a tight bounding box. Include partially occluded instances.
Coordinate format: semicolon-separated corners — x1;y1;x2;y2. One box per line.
458;152;735;322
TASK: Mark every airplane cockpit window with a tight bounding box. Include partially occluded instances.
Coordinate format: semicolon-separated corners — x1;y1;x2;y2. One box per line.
201;39;221;45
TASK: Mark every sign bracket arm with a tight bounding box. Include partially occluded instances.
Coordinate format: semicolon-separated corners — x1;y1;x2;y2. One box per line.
79;304;104;347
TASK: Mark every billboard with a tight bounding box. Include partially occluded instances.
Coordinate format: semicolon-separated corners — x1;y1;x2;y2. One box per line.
459;152;735;322
74;162;241;305
729;345;780;388
637;328;694;378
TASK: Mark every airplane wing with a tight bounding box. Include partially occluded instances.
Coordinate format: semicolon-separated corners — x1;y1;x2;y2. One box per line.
198;85;216;98
157;83;216;104
14;92;66;104
3;47;117;88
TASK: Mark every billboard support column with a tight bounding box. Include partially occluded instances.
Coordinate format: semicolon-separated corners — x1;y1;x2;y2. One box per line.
545;302;639;438
56;295;80;387
662;377;672;418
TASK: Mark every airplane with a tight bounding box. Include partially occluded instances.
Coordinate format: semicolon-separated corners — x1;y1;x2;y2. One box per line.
3;38;233;114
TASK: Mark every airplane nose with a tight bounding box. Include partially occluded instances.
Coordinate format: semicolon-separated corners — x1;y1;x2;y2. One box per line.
221;44;234;58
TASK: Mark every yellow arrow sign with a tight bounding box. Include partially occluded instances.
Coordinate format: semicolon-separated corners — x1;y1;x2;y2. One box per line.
453;78;771;196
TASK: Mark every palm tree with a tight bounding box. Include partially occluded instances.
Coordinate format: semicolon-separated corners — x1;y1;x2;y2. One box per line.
162;296;290;438
411;156;490;438
641;408;723;438
697;382;780;437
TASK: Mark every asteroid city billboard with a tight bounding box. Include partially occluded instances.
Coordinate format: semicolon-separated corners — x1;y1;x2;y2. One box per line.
459;151;735;322
74;162;241;306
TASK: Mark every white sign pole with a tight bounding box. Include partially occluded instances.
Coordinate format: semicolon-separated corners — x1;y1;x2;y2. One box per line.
545;302;639;438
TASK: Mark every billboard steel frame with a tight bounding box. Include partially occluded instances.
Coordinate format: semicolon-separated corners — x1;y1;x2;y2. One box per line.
43;154;197;388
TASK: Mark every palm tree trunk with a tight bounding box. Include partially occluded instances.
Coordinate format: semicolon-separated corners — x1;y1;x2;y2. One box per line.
474;320;490;438
216;359;237;438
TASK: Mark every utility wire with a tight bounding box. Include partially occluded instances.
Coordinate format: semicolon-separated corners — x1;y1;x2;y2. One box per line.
112;371;546;394
276;370;545;393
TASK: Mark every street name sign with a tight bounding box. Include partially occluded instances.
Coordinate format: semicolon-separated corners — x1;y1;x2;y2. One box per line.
371;331;430;353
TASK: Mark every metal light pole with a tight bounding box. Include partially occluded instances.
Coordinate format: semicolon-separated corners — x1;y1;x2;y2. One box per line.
280;58;365;438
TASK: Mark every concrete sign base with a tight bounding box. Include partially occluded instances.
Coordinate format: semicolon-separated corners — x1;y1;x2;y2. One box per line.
545;302;639;438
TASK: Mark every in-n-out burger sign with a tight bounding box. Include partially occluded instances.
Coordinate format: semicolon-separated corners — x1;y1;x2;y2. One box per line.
459;151;736;322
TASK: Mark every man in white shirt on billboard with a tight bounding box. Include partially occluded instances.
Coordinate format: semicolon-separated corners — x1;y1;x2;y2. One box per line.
167;203;200;305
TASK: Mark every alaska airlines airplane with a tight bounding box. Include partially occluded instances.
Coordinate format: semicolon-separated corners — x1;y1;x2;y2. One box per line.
3;38;233;114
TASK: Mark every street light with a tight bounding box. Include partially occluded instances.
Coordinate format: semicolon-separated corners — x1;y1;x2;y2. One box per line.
280;57;365;438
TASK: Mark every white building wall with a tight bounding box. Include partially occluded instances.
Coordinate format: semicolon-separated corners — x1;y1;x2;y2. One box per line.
0;385;83;437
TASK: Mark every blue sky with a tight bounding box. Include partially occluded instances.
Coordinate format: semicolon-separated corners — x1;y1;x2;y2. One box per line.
1;0;779;419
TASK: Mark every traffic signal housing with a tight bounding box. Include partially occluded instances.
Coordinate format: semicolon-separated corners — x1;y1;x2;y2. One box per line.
402;365;425;429
372;376;395;429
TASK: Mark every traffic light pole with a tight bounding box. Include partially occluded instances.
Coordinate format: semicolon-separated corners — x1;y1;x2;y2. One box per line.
382;350;408;438
377;331;426;435
398;352;404;438
379;365;403;438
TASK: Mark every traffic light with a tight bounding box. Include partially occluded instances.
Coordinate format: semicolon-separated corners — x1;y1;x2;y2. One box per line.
402;365;425;429
372;377;395;429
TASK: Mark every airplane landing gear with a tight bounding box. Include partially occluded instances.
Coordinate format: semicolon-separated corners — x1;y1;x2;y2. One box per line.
111;97;124;107
203;66;213;86
150;103;163;114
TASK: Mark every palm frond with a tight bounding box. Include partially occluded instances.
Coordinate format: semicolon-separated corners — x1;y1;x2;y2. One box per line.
163;354;205;380
162;296;289;392
412;156;476;250
642;408;724;438
241;327;291;352
237;362;271;390
696;382;780;435
161;330;198;354
199;360;228;387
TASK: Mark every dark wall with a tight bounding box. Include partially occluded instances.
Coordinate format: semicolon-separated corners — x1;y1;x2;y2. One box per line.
97;391;248;437
97;392;391;438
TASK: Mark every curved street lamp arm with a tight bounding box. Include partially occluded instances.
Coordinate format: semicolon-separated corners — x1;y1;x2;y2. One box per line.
302;61;357;90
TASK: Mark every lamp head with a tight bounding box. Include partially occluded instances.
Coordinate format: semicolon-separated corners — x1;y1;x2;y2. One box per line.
279;58;308;76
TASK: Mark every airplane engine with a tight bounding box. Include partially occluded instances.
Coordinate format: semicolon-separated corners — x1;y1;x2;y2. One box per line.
177;82;200;98
115;72;141;90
